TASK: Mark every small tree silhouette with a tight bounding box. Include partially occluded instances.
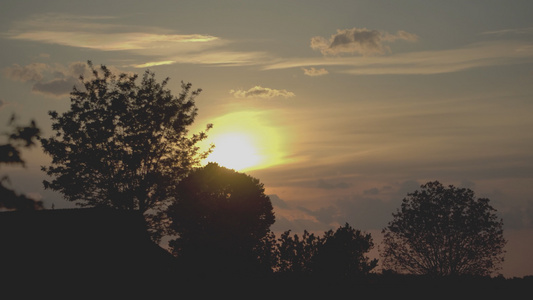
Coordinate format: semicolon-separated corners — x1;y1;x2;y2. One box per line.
381;181;506;277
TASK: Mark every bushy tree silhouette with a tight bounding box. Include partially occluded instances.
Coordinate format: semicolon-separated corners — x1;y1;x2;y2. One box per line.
276;224;377;278
277;230;321;274
0;115;43;210
167;163;275;277
381;181;506;277
313;223;378;278
41;62;211;238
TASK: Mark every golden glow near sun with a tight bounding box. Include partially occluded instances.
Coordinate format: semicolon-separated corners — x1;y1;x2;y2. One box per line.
199;111;287;171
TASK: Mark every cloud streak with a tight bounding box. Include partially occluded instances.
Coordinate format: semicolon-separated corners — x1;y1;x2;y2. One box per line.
311;27;418;56
5;13;267;67
6;14;218;51
10;31;218;51
230;86;295;99
265;41;533;75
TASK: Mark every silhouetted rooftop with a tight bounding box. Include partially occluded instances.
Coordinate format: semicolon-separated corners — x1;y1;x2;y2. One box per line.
0;208;176;281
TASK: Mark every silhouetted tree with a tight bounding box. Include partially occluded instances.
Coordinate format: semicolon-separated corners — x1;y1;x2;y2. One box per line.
277;230;322;274
381;181;506;277
41;61;211;236
275;224;377;278
167;163;275;277
313;223;378;277
254;230;279;275
0;114;43;210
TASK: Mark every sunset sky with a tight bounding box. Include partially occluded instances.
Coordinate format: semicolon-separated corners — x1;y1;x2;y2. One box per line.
1;0;532;277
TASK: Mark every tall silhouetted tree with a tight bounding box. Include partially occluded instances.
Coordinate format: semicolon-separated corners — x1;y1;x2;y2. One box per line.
381;181;506;277
1;115;43;210
313;223;378;277
41;61;211;220
167;163;275;277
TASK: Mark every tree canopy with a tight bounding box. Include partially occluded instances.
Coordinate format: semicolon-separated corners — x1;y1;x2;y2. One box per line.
313;223;378;277
167;162;275;276
380;181;506;277
276;224;377;277
276;230;322;274
41;61;211;215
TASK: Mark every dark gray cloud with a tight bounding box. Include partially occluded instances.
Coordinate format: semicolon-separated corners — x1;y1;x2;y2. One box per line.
3;63;48;82
271;215;331;234
269;180;423;233
311;27;418;56
335;196;399;230
316;178;350;190
32;77;79;97
363;188;379;195
298;205;338;225
3;62;89;98
268;194;289;209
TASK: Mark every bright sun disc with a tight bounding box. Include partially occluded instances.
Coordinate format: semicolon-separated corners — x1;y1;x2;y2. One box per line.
208;133;261;171
199;111;288;172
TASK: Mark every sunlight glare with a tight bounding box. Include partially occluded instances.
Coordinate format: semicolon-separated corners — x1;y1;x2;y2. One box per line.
200;111;287;171
208;133;261;171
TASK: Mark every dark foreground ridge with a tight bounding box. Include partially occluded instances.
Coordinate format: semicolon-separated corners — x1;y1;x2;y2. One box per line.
0;208;530;297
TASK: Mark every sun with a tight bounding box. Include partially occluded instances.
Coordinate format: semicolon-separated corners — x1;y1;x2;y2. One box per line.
208;132;261;171
199;111;288;172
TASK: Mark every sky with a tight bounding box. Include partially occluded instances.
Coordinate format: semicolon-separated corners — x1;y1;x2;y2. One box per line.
1;0;532;278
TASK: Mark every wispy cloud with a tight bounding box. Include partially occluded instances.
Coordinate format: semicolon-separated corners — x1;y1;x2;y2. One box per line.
230;86;295;99
5;13;267;67
6;14;218;51
311;27;418;56
482;27;533;36
129;61;177;68
266;40;533;75
10;31;218;51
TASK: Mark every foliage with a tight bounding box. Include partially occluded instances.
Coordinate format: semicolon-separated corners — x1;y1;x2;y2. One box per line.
41;61;211;216
313;223;378;277
0;115;43;210
277;230;322;274
380;181;506;277
254;230;279;275
167;163;275;276
276;224;377;277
